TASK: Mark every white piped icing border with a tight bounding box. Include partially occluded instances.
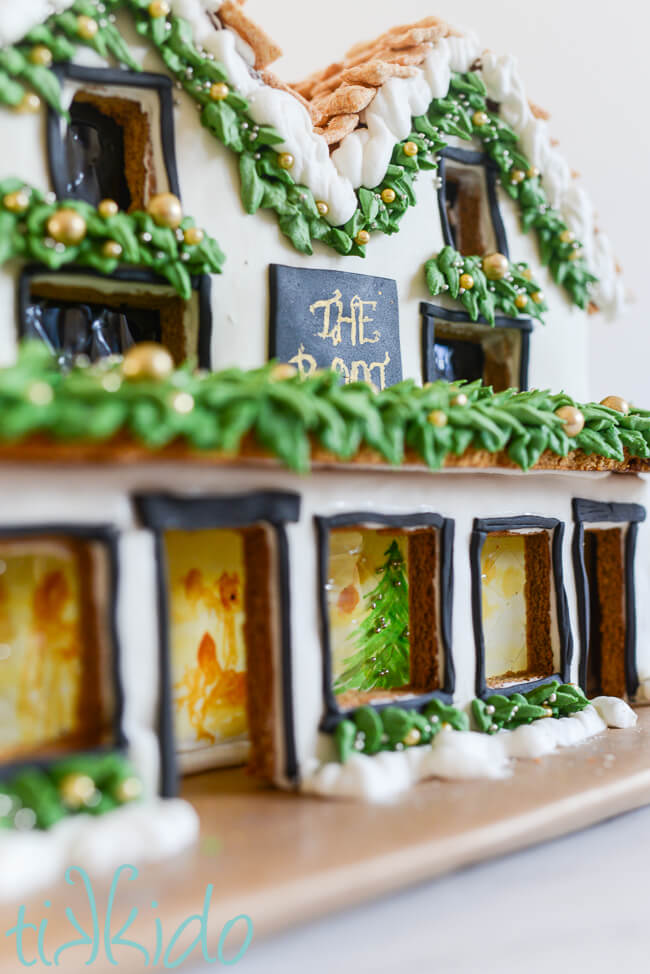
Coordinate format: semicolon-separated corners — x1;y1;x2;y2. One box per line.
0;3;624;312
300;699;637;803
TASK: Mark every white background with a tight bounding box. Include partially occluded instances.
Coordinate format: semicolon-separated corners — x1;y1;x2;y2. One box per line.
196;2;648;971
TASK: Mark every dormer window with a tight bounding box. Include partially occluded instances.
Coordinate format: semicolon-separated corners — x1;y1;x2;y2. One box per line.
437;147;508;258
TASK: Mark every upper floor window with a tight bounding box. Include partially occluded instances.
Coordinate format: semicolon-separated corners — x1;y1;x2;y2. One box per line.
437;147;508;258
47;65;180;212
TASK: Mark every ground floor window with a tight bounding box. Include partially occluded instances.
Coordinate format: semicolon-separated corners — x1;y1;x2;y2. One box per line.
135;492;300;794
317;513;454;725
471;516;571;696
572;499;646;698
421;302;531;392
20;267;212;368
0;527;121;767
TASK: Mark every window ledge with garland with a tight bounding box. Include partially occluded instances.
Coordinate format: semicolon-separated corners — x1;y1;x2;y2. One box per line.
0;1;596;326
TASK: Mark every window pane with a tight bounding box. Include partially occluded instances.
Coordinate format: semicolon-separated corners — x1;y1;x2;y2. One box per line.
0;537;116;762
165;529;248;761
65;98;131;209
443;164;496;257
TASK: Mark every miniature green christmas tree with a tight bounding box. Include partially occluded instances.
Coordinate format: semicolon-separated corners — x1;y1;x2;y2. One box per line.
334;539;411;694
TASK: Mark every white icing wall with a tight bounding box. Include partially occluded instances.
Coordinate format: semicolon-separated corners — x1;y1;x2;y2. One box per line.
0;459;644;789
0;14;591;399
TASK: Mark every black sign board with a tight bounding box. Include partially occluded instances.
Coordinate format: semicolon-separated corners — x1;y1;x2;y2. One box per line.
269;264;402;390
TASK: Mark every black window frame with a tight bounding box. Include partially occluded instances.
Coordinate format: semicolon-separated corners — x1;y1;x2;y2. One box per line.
421;301;532;391
18;264;213;370
471;515;572;699
316;511;455;732
0;522;126;781
437;146;509;258
572;498;646;698
134;491;301;797
46;63;181;206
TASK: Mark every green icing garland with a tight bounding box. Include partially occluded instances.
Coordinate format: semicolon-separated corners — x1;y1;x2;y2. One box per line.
0;178;225;300
3;342;650;474
0;752;141;830
0;1;597;314
424;246;547;325
336;682;590;762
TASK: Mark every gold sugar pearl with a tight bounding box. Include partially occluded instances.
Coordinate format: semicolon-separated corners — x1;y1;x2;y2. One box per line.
482;252;509;281
60;773;96;810
569;250;583;261
316;200;329;217
459;273;474;291
277;152;294;170
428;410;448;428
102;240;123;259
147;192;183;229
403;728;421;747
515;294;528;310
600;395;630;415
532;290;545;305
355;229;370;246
122;342;175;381
521;267;533;281
98;198;119;218
29;45;53;68
451;392;468;407
381;187;396;204
210;82;229;101
15;92;41;114
116;777;143;803
527;166;541;179
76;15;99;39
472;110;489;127
402;141;419;157
3;189;30;214
555;405;585;437
510;169;526;184
270;363;297;381
560;229;576;244
148;0;170;16
183;226;204;246
47;209;87;246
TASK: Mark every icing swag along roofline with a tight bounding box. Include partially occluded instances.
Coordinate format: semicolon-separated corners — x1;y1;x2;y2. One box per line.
0;0;623;317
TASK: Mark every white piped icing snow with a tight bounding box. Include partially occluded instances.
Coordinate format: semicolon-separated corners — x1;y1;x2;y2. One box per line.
0;1;75;47
0;798;199;902
301;700;637;802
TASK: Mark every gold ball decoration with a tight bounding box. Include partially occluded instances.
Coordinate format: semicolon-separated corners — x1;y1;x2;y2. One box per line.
98;198;119;218
568;250;583;262
451;392;468;407
3;189;30;214
427;409;448;428
600;395;630;415
355;229;370;246
531;290;545;305
316;200;329;217
472;110;489;127
29;45;53;68
459;273;474;291
482;252;509;281
403;727;422;747
122;342;175;381
47;209;87;246
148;0;170;15
76;15;99;39
521;267;533;281
277;152;294;171
510;169;526;184
555;405;585;437
60;773;96;810
15;92;41;114
559;229;576;244
102;240;123;259
527;166;540;179
403;141;418;157
209;82;229;101
183;226;204;246
270;363;297;381
147;192;183;229
381;187;396;204
115;777;143;803
515;294;529;310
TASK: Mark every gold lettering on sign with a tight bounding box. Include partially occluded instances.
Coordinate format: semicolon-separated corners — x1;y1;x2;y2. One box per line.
289;343;318;377
310;290;380;347
350;351;390;390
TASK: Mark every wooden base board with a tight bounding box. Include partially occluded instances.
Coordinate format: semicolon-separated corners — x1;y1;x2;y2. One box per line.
2;708;650;972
